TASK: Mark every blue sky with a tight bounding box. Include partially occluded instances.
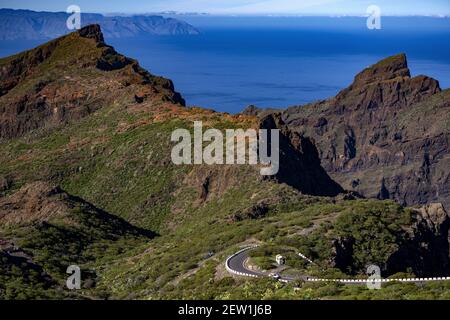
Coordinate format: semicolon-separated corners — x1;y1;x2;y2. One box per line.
1;0;449;16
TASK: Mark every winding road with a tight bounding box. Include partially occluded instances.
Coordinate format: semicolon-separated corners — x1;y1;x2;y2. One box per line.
226;246;450;285
225;246;303;283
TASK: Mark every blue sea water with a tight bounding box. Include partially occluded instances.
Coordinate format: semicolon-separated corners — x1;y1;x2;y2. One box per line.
1;16;450;113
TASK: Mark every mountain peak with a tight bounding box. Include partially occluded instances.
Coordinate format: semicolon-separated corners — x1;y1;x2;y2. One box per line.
353;53;411;86
334;53;440;109
78;24;105;43
0;26;185;140
259;113;344;197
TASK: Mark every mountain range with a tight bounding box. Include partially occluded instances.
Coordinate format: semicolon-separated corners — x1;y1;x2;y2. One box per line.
244;54;450;209
0;9;200;40
0;25;449;300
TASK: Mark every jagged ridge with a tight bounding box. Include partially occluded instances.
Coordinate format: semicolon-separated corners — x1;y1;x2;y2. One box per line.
0;24;185;140
246;53;450;208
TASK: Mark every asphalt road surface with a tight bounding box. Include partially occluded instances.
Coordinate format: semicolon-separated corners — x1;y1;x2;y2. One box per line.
226;246;450;285
226;247;301;282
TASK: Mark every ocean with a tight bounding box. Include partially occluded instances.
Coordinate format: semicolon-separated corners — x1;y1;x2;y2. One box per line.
1;16;450;113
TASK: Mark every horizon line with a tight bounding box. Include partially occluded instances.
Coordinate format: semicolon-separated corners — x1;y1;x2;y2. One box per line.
1;8;449;18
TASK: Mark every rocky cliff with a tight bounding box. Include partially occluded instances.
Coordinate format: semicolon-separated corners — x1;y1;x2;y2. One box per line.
0;24;185;140
0;25;345;226
245;54;450;209
259;113;343;197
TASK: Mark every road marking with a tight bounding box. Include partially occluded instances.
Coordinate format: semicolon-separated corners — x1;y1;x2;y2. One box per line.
225;246;450;284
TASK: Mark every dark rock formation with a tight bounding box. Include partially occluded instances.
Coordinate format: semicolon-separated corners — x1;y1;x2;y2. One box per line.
78;23;105;42
259;53;450;208
333;53;440;110
259;113;344;197
231;200;270;221
242;105;278;119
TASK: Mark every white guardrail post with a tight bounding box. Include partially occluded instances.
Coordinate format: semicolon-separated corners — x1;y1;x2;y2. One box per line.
226;246;450;284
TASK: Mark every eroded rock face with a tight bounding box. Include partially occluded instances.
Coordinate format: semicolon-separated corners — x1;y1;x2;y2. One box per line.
78;23;105;42
0;182;72;225
0;24;185;140
329;203;450;277
253;53;450;208
231;200;271;222
259;113;344;197
334;53;440;110
416;203;450;233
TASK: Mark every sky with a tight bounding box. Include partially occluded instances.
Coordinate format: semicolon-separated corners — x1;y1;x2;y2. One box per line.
1;0;449;16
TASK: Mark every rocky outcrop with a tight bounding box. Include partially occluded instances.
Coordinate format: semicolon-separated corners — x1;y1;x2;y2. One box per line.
0;24;185;140
171;113;344;216
0;182;69;225
0;181;156;239
231;200;271;222
333;53;440;111
260;54;450;208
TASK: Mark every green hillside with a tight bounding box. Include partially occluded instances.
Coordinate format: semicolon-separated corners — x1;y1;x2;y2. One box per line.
0;25;449;300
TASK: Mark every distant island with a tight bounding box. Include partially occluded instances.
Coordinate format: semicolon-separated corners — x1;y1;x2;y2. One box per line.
0;8;200;40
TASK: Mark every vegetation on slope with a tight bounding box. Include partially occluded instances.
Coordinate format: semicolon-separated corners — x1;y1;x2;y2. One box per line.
0;27;448;300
